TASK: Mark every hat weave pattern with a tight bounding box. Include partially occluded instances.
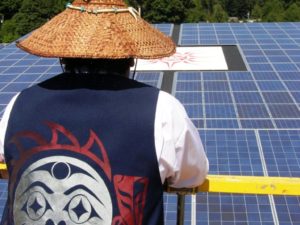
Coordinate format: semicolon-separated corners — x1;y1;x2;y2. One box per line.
16;0;176;59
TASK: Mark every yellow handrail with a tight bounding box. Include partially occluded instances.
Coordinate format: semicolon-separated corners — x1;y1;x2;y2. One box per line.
166;175;300;196
0;163;6;170
1;163;300;196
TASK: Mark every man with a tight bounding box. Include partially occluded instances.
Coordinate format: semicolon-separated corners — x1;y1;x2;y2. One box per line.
0;0;208;224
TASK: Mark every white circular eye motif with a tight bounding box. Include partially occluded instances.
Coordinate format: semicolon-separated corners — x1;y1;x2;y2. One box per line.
26;192;47;221
68;195;92;224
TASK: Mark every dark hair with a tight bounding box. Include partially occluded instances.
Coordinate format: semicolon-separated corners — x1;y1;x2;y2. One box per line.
61;58;134;74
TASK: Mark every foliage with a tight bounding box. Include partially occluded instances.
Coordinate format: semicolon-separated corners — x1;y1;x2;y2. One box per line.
0;0;67;42
284;3;300;21
1;0;300;43
211;3;228;22
261;0;285;21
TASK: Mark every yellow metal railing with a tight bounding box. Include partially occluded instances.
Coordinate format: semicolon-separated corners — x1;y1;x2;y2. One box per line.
0;163;6;171
166;175;300;196
1;162;300;225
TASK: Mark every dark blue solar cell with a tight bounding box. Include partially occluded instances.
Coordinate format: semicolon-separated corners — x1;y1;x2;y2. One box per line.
263;92;294;104
277;72;300;80
257;39;277;44
200;39;218;45
2;66;27;74
268;104;300;118
252;72;279;81
241;45;261;50
175;92;202;104
246;57;269;63
25;66;50;73
0;48;18;54
290;56;300;63
47;66;63;74
135;72;161;81
241;119;274;129
2;83;31;92
0;75;15;82
260;44;281;50
275;120;300;128
285;50;300;56
0;67;10;74
291;92;300;103
176;81;201;91
237;39;256;44
257;81;286;91
285;81;300;91
234;92;263;104
202;72;227;81
36;58;58;65
184;104;203;118
14;59;37;66
180;39;198;45
237;104;269;118
205;92;233;104
227;72;253;81
5;54;27;60
0;60;17;66
0;93;16;104
279;44;300;49
268;56;291;63
264;50;285;56
242;50;264;56
204;81;229;91
14;74;41;82
273;63;298;72
206;119;239;129
177;72;201;81
249;64;274;72
205;104;236;118
231;81;258;91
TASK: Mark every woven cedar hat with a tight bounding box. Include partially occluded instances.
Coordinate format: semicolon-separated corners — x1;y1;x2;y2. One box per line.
16;0;176;59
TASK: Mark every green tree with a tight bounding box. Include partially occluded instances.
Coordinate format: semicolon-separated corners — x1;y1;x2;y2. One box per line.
0;19;19;42
0;0;23;20
186;0;207;22
251;3;263;20
262;0;285;21
142;0;190;23
211;3;228;22
284;2;300;21
0;0;67;42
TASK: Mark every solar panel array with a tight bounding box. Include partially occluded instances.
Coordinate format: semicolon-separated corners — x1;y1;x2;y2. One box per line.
1;22;300;224
179;22;300;225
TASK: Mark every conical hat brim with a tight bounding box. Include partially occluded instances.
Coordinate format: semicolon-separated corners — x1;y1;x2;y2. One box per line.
17;8;176;59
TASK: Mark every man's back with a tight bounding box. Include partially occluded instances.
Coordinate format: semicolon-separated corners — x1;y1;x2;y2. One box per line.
2;74;164;225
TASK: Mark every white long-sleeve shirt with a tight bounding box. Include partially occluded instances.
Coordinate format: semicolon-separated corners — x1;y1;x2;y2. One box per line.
0;91;208;188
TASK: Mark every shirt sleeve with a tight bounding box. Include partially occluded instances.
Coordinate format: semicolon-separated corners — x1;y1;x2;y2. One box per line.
0;93;20;161
155;91;209;188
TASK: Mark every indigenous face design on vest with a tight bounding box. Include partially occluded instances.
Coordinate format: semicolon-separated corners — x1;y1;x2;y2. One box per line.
7;122;149;225
13;156;112;225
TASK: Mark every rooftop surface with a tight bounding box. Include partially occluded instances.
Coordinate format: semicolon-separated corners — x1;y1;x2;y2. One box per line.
1;22;300;224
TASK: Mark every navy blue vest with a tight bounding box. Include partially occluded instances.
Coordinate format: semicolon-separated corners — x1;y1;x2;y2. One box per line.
1;73;163;225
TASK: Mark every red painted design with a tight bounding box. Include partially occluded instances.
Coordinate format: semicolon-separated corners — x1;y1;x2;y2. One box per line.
9;121;112;182
113;175;149;225
147;51;201;68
